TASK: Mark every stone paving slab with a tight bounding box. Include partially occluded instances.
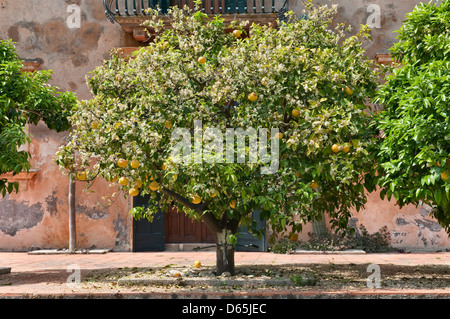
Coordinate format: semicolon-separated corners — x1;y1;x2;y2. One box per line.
118;277;296;287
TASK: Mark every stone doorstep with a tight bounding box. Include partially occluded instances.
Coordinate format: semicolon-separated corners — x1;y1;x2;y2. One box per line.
293;249;366;255
27;249;110;255
0;267;11;275
118;277;298;287
165;243;216;252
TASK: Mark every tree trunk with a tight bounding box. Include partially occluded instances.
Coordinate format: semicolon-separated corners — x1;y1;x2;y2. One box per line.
68;174;76;252
215;227;236;275
201;211;240;275
160;187;240;275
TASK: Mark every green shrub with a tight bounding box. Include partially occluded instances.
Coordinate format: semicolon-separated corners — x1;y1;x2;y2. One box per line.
271;224;394;253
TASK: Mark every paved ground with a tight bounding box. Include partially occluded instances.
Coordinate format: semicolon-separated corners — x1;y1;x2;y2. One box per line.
0;251;449;298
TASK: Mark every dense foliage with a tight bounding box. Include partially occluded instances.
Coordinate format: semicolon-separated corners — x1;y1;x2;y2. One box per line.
56;3;380;272
373;0;450;232
0;40;76;196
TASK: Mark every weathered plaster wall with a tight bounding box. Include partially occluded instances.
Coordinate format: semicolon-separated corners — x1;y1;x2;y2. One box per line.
278;0;450;251
0;0;448;251
349;191;450;251
0;0;139;251
290;0;443;59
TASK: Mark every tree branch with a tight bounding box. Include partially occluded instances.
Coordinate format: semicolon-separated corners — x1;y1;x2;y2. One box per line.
160;186;223;234
160;186;203;212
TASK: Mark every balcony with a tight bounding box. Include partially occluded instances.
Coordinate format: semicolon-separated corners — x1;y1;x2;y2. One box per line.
103;0;289;41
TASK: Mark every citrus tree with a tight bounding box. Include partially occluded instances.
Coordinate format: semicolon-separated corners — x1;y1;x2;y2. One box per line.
373;0;450;233
56;3;380;274
0;40;76;196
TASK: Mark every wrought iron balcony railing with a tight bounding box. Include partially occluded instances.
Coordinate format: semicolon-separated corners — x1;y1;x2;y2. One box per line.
104;0;289;23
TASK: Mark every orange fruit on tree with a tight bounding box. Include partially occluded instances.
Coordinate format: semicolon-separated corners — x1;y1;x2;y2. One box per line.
291;109;300;117
117;158;128;168
275;132;283;140
76;172;87;181
331;144;340;153
119;177;129;186
149;181;159;191
198;56;206;64
130;159;140;169
164;120;173;128
129;188;139;197
289;233;299;242
248;92;258;102
310;181;319;189
344;86;354;96
91;121;99;130
192;195;202;205
441;171;449;180
342;143;351;153
134;180;143;188
232;29;242;38
110;176;118;183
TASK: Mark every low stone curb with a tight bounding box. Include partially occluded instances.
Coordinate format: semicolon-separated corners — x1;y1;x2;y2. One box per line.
118;277;298;288
27;249;110;255
1;291;449;299
293;249;366;255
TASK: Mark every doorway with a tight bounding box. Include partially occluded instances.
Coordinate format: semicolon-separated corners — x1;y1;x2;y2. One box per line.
132;194;266;252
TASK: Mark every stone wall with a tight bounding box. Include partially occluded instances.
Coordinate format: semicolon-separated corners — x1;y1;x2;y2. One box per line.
0;0;138;251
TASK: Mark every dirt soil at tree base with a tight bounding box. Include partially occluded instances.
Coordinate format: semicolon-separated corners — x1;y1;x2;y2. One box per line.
1;263;448;298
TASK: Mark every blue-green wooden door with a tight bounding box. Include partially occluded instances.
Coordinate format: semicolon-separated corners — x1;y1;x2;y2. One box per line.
236;210;267;252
